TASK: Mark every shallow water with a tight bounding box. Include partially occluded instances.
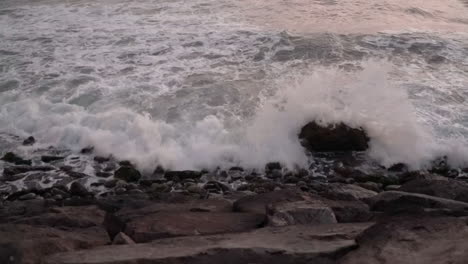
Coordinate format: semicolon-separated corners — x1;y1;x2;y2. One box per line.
1;0;468;173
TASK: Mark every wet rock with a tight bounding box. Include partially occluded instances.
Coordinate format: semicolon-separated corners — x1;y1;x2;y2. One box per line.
266;200;337;226
340;216;468;264
321;199;373;223
299;122;369;152
45;223;373;264
18;193;37;201
357;182;382;192
186;184;205;194
315;183;378;201
398;177;468;203
114;166;141;183
234;189;309;214
80;146;94;154
3;166;55;179
204;181;231;194
387;163;408;172
0;224;109;264
69;182;90;197
125;211;265;242
112;232;135;245
384;185;401;191
265;162;282;171
150;183;171;193
164;170;202;181
0;200;50;223
96;171;112;178
1;152;31;165
22;136;36;146
367;191;468;216
41;156;65;163
93;156;110;163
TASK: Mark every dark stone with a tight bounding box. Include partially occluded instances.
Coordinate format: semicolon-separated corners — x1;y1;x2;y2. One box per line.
265;162;282;171
22;136;36;146
387;163;408;172
118;160;133;167
164;170;202;181
69;182;90;197
1;152;31;165
114;167;141;182
93;156;110;163
96;172;112;178
298;121;369;152
80;146;94;154
233;189;308;214
41;156;65;163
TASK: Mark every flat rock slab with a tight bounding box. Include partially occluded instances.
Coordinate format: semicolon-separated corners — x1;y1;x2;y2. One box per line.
0;224;110;264
125;212;265;242
46;223;374;264
267;200;337;226
340;216;468;264
105;198;234;239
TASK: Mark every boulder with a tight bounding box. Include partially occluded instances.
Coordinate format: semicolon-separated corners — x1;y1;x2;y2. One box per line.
266;200;337;226
0;224;109;264
124;211;265;242
299;122;369;152
45;223;374;264
367;191;468;216
399;178;468;203
22;136;36;146
339;216;468;264
114;166;141;182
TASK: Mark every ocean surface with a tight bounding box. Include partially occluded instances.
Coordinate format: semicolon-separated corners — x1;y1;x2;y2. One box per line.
1;0;468;173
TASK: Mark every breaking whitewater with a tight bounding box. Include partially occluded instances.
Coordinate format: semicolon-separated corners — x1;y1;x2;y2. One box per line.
1;0;468;196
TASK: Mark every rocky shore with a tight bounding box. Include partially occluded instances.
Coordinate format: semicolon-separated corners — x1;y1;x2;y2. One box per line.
1;122;468;264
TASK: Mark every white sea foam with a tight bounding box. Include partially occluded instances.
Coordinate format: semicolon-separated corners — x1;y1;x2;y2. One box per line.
1;60;467;172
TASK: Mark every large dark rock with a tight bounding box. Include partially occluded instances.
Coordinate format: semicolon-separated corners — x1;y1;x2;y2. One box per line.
22;136;36;146
164;170;202;180
299;122;369;152
114;166;141;182
0;224;109;264
399;177;468;203
339;216;468;264
45;223;374;264
69;182;90;197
